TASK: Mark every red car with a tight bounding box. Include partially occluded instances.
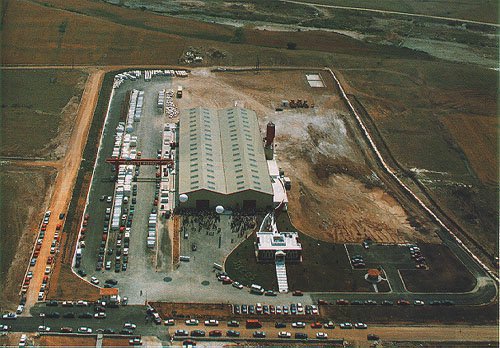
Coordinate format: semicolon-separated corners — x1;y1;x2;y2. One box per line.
397;299;410;306
311;322;322;329
209;330;222;337
336;299;349;305
47;256;54;265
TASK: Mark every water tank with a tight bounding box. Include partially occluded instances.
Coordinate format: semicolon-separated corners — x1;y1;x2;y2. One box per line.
265;122;275;147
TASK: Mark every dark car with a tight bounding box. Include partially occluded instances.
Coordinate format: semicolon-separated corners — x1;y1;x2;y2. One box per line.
63;312;75;318
46;300;58;307
78;312;93;319
227;320;239;327
368;333;380;340
105;279;118;286
248;305;255;314
77;269;87;277
265;290;277;296
351;300;363;305
209;330;222;337
104;328;116;334
275;322;286;328
233;305;240;314
292;290;304;296
120;328;134;335
59;213;65;220
190;329;205;337
227;330;240;337
46;312;60;318
295;332;308;339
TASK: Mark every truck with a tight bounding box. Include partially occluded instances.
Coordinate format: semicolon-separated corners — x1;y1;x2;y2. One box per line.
245;319;262;329
176;86;183;98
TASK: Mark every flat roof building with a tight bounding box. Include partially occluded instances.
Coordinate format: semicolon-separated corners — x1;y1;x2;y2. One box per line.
178;107;273;211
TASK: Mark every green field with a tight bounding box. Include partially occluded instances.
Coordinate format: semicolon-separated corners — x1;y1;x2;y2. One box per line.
0;69;87;158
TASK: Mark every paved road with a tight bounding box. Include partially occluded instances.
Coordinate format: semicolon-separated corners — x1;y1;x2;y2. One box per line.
281;0;500;27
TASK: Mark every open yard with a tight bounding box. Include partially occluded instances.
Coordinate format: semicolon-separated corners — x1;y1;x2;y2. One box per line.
0;69;87;158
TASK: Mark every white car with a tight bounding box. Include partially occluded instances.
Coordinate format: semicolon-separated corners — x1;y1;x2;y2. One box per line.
16;305;24;314
129;338;142;346
78;326;92;333
163;319;175;326
107;196;112;203
354;322;368;329
94;312;106;319
123;248;129;256
19;334;27;346
414;300;425;306
0;325;10;331
324;321;335;329
292;322;306;328
90;277;99;285
185;319;199;326
232;281;243;289
2;313;16;320
124;323;137;330
340;322;353;329
278;331;291;338
76;300;88;306
316;332;328;339
38;325;51;332
204;319;219;326
44;266;51;275
38;292;44;301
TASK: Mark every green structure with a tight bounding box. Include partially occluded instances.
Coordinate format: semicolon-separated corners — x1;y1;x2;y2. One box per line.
178;107;273;211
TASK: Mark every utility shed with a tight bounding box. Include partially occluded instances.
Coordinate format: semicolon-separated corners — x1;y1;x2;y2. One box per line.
178;107;273;211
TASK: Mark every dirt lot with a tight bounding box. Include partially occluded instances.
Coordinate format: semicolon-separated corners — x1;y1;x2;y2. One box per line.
150;302;232;320
0;164;56;309
37;335;96;346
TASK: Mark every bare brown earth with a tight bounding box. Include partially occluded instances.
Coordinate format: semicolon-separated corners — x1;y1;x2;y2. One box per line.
38;335;96;346
151;302;232;319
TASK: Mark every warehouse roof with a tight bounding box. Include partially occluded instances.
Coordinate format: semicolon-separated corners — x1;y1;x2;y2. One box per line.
179;107;272;196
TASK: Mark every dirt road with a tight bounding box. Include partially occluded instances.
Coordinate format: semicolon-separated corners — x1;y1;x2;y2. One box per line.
281;0;500;27
24;69;104;310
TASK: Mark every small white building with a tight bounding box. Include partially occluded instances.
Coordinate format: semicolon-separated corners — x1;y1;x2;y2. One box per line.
255;231;302;263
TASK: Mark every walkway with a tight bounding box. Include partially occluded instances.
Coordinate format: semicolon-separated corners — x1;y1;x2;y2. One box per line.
275;259;288;293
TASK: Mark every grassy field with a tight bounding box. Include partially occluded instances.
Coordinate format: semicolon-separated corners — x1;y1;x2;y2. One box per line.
400;244;476;293
0;69;87;158
0;165;56;307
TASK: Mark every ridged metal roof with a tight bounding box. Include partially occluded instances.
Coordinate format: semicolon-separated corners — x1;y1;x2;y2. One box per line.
178;107;272;196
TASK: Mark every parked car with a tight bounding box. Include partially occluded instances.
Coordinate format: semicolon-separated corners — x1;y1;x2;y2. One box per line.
78;327;93;334
253;331;266;338
227;320;239;327
185;319;199;326
316;332;328;339
37;325;51;332
292;322;306;328
164;319;175;326
340;322;353;329
354;322;368;329
226;330;240;337
174;329;188;337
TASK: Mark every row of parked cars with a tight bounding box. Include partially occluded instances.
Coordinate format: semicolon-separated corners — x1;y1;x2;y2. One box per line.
333;298;453;306
409;245;427;269
174;329;330;339
26;211;65;302
233;303;319;316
